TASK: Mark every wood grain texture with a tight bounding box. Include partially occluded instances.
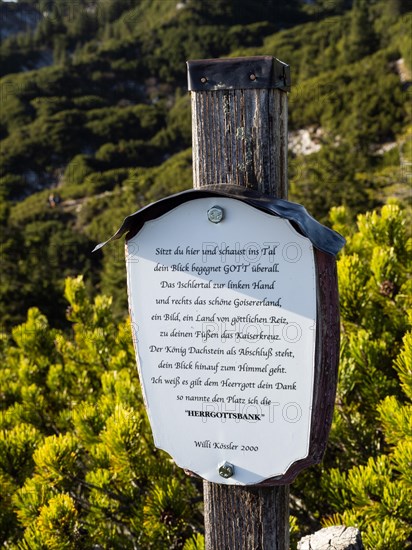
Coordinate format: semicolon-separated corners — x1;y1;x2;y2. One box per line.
204;482;290;550
192;88;288;198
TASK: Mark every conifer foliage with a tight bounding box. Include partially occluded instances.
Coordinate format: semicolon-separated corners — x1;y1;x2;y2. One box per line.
0;277;202;548
320;203;412;549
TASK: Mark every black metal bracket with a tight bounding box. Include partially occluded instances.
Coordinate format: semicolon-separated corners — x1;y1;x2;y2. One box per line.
187;56;291;92
93;186;344;256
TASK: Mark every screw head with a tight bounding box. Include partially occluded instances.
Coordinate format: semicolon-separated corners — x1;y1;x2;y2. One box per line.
219;462;234;478
200;76;208;84
207;206;224;224
249;73;257;81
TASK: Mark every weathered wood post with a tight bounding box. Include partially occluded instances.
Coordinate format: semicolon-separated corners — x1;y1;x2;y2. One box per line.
95;54;344;550
187;56;291;550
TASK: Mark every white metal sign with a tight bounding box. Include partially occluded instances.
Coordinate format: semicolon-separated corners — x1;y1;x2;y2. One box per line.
126;198;317;485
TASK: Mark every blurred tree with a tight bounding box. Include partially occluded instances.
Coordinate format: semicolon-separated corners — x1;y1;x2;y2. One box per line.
289;139;377;224
344;0;377;63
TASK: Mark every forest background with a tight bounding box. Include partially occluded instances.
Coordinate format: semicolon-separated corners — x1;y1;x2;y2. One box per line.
0;0;411;548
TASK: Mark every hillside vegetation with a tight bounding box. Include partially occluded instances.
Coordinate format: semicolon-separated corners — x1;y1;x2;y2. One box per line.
0;0;411;548
1;0;411;327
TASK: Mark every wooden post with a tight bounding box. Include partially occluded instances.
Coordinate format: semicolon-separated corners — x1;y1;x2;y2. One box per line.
188;56;291;550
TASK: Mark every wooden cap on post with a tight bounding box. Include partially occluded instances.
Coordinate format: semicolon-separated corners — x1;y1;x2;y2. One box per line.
187;56;291;92
187;56;290;197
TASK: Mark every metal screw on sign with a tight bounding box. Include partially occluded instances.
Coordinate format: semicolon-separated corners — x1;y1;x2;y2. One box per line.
219;462;234;478
207;206;224;224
